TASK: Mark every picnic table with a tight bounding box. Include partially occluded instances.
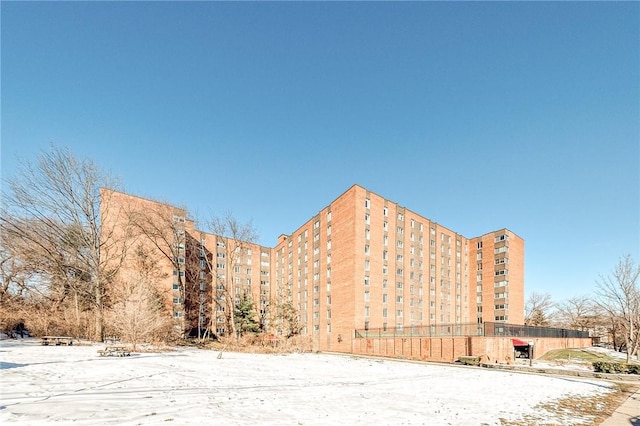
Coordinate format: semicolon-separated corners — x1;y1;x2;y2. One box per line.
41;336;74;346
97;346;131;357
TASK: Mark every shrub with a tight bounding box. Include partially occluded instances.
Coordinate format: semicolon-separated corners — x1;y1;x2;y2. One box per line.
458;356;481;366
627;364;640;375
592;361;626;373
592;361;640;374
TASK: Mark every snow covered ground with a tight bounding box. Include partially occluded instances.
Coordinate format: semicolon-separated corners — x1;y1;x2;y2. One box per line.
0;339;617;425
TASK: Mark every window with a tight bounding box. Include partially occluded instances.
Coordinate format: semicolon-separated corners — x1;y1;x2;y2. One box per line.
495;269;508;276
365;306;370;317
365;213;370;224
398;213;404;221
495;292;508;299
327;211;332;221
314;220;320;229
477;242;483;249
364;244;370;254
494;280;508;287
364;276;370;286
364;291;370;302
495;246;508;254
495;258;508;265
397;268;403;276
383;308;388;318
382;294;388;303
495;304;508;310
172;283;179;290
383;207;388;217
396;310;403;317
495;234;508;242
396;296;403;303
365;198;370;208
365;229;370;240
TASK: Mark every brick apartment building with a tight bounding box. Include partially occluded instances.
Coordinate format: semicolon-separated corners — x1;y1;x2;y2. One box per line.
104;184;524;352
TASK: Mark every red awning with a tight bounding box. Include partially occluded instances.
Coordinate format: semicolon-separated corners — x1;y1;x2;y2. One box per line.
511;338;530;347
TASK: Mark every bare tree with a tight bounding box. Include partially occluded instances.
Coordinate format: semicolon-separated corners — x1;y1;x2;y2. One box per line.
524;292;555;326
183;230;213;340
207;211;258;342
0;146;132;340
107;245;173;350
129;200;190;337
0;226;35;321
555;296;600;331
595;255;640;363
270;286;301;338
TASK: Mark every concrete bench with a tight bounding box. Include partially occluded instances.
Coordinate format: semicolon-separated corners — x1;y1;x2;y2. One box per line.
98;346;131;357
104;336;121;345
41;336;74;346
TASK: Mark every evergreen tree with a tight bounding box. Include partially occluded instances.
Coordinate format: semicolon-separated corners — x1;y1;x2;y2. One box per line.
234;294;260;336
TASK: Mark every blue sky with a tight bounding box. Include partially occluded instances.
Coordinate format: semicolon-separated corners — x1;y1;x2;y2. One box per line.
2;2;638;302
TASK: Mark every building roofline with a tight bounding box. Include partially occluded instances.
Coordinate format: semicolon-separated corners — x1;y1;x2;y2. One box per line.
101;187;187;213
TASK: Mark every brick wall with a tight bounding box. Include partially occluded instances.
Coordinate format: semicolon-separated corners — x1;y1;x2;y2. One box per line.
351;336;592;363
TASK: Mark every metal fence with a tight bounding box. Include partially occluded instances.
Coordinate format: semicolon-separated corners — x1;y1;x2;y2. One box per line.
354;322;589;339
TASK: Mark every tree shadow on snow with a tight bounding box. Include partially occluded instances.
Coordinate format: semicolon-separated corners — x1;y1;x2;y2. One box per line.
0;362;27;370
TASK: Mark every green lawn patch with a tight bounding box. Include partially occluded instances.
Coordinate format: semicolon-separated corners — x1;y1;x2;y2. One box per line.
539;348;617;364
